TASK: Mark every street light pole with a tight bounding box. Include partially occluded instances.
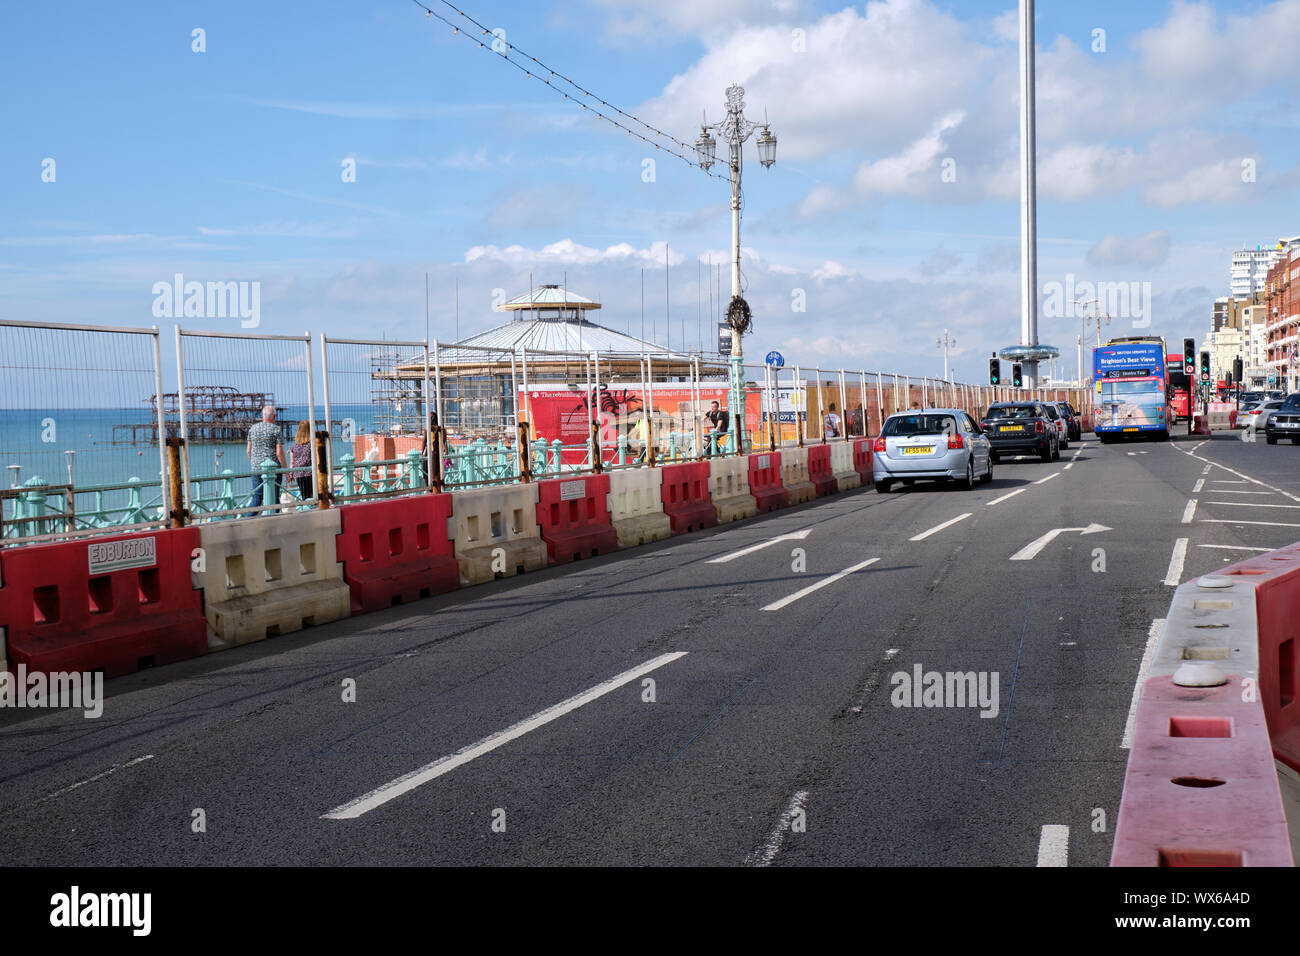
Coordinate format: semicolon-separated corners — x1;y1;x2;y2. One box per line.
936;329;955;381
695;85;776;455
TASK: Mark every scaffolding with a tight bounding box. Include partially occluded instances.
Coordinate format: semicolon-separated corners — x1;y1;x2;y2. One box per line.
369;346;428;436
111;386;289;444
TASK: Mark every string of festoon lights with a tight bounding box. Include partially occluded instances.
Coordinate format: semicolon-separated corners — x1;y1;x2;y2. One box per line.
409;0;726;181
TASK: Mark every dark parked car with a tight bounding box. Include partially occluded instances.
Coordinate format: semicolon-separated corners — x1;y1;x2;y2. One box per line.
980;402;1059;462
1055;402;1082;442
1264;393;1300;444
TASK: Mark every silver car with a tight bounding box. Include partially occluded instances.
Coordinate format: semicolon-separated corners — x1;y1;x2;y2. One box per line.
872;408;993;493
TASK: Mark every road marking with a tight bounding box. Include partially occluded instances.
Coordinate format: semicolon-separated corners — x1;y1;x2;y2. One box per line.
1207;489;1275;495
1037;825;1069;867
1192;478;1204;493
746;790;809;867
1064;462;1074;470
1191;442;1207;453
986;489;1025;506
1210;479;1248;483
763;557;880;611
322;652;689;819
1163;538;1188;586
1010;523;1110;561
1197;544;1272;552
1175;448;1300;502
1201;464;1212;475
909;513;971;541
1200;518;1300;528
1121;619;1164;749
707;528;813;564
1207;501;1300;510
1072;445;1085;458
1126;452;1135;456
1034;472;1060;485
41;755;155;803
1181;499;1197;524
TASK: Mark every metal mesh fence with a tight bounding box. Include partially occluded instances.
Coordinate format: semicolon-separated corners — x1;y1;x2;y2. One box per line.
0;320;167;545
176;329;316;520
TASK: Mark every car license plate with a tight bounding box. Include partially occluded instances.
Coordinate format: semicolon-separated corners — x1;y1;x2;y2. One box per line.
998;425;1022;432
903;446;933;455
1123;427;1138;432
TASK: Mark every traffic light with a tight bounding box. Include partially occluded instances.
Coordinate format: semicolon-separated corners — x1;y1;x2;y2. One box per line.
1183;338;1195;374
989;357;1001;385
1233;357;1244;384
1011;363;1023;388
1199;351;1210;380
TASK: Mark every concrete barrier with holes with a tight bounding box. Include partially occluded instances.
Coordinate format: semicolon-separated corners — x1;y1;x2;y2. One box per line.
195;510;351;650
606;468;671;547
780;447;817;505
450;484;548;585
1111;560;1297;866
707;457;757;524
829;440;860;491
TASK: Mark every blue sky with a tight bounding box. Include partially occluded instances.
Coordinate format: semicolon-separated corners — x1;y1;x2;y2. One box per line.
3;0;1298;385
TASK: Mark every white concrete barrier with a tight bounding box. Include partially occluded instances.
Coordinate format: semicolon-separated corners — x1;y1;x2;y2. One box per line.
829;440;861;491
607;468;671;547
194;509;351;650
707;457;757;523
1207;402;1236;431
780;446;816;505
450;484;548;585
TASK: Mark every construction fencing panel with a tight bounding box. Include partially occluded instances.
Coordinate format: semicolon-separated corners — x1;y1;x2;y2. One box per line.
320;336;432;502
176;329;316;521
0;320;168;546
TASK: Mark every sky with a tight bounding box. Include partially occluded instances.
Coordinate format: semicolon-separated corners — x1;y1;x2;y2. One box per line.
2;0;1299;386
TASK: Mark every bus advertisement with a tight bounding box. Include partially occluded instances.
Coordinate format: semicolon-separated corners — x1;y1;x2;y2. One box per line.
1165;355;1191;422
1093;337;1171;442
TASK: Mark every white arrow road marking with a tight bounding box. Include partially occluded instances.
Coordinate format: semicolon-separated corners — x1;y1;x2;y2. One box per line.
1037;825;1069;867
909;513;971;541
763;557;880;611
1010;523;1110;561
1164;538;1188;586
322;652;689;819
707;528;813;564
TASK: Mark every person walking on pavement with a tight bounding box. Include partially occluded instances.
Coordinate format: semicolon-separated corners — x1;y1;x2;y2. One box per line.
246;405;285;516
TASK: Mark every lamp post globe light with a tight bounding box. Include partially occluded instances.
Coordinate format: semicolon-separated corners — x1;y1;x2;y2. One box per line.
694;84;775;453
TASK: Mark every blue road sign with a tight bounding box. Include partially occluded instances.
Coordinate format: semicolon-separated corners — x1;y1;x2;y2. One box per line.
765;351;784;368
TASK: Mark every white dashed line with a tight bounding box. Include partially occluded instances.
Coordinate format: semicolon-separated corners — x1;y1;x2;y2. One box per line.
1034;472;1060;485
909;513;972;541
1121;619;1165;749
322;652;689;819
747;790;809;867
1037;825;1070;867
42;755;155;802
1206;501;1300;510
1163;538;1188;586
1192;478;1204;493
986;489;1025;506
1181;500;1197;524
1197;544;1271;552
1200;519;1300;528
762;557;880;611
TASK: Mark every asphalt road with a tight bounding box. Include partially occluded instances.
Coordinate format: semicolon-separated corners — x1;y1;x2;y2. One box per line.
3;425;1297;866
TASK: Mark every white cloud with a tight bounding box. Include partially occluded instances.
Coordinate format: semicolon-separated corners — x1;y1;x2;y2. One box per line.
1086;231;1172;268
811;260;855;280
465;238;688;267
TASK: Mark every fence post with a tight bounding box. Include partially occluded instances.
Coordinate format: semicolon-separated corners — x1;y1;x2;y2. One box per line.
430;424;445;493
591;419;603;475
314;431;331;509
260;458;278;513
166;437;187;527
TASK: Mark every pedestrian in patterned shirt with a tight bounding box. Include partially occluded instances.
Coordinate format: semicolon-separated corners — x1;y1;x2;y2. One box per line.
246;405;285;516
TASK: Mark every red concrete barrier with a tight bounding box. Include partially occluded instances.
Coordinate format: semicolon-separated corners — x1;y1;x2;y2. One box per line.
1222;550;1300;774
1111;674;1292;867
335;495;460;614
659;461;717;535
852;439;873;483
807;444;837;497
747;452;788;513
536;475;618;564
0;529;207;678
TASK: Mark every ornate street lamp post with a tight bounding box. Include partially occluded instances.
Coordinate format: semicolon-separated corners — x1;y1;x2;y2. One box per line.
694;84;775;454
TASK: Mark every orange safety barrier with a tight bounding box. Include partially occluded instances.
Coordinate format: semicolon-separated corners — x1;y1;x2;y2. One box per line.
334;495;460;615
852;439;873;484
0;529;207;678
659;461;717;535
747;452;788;513
807;444;838;497
536;475;618;564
